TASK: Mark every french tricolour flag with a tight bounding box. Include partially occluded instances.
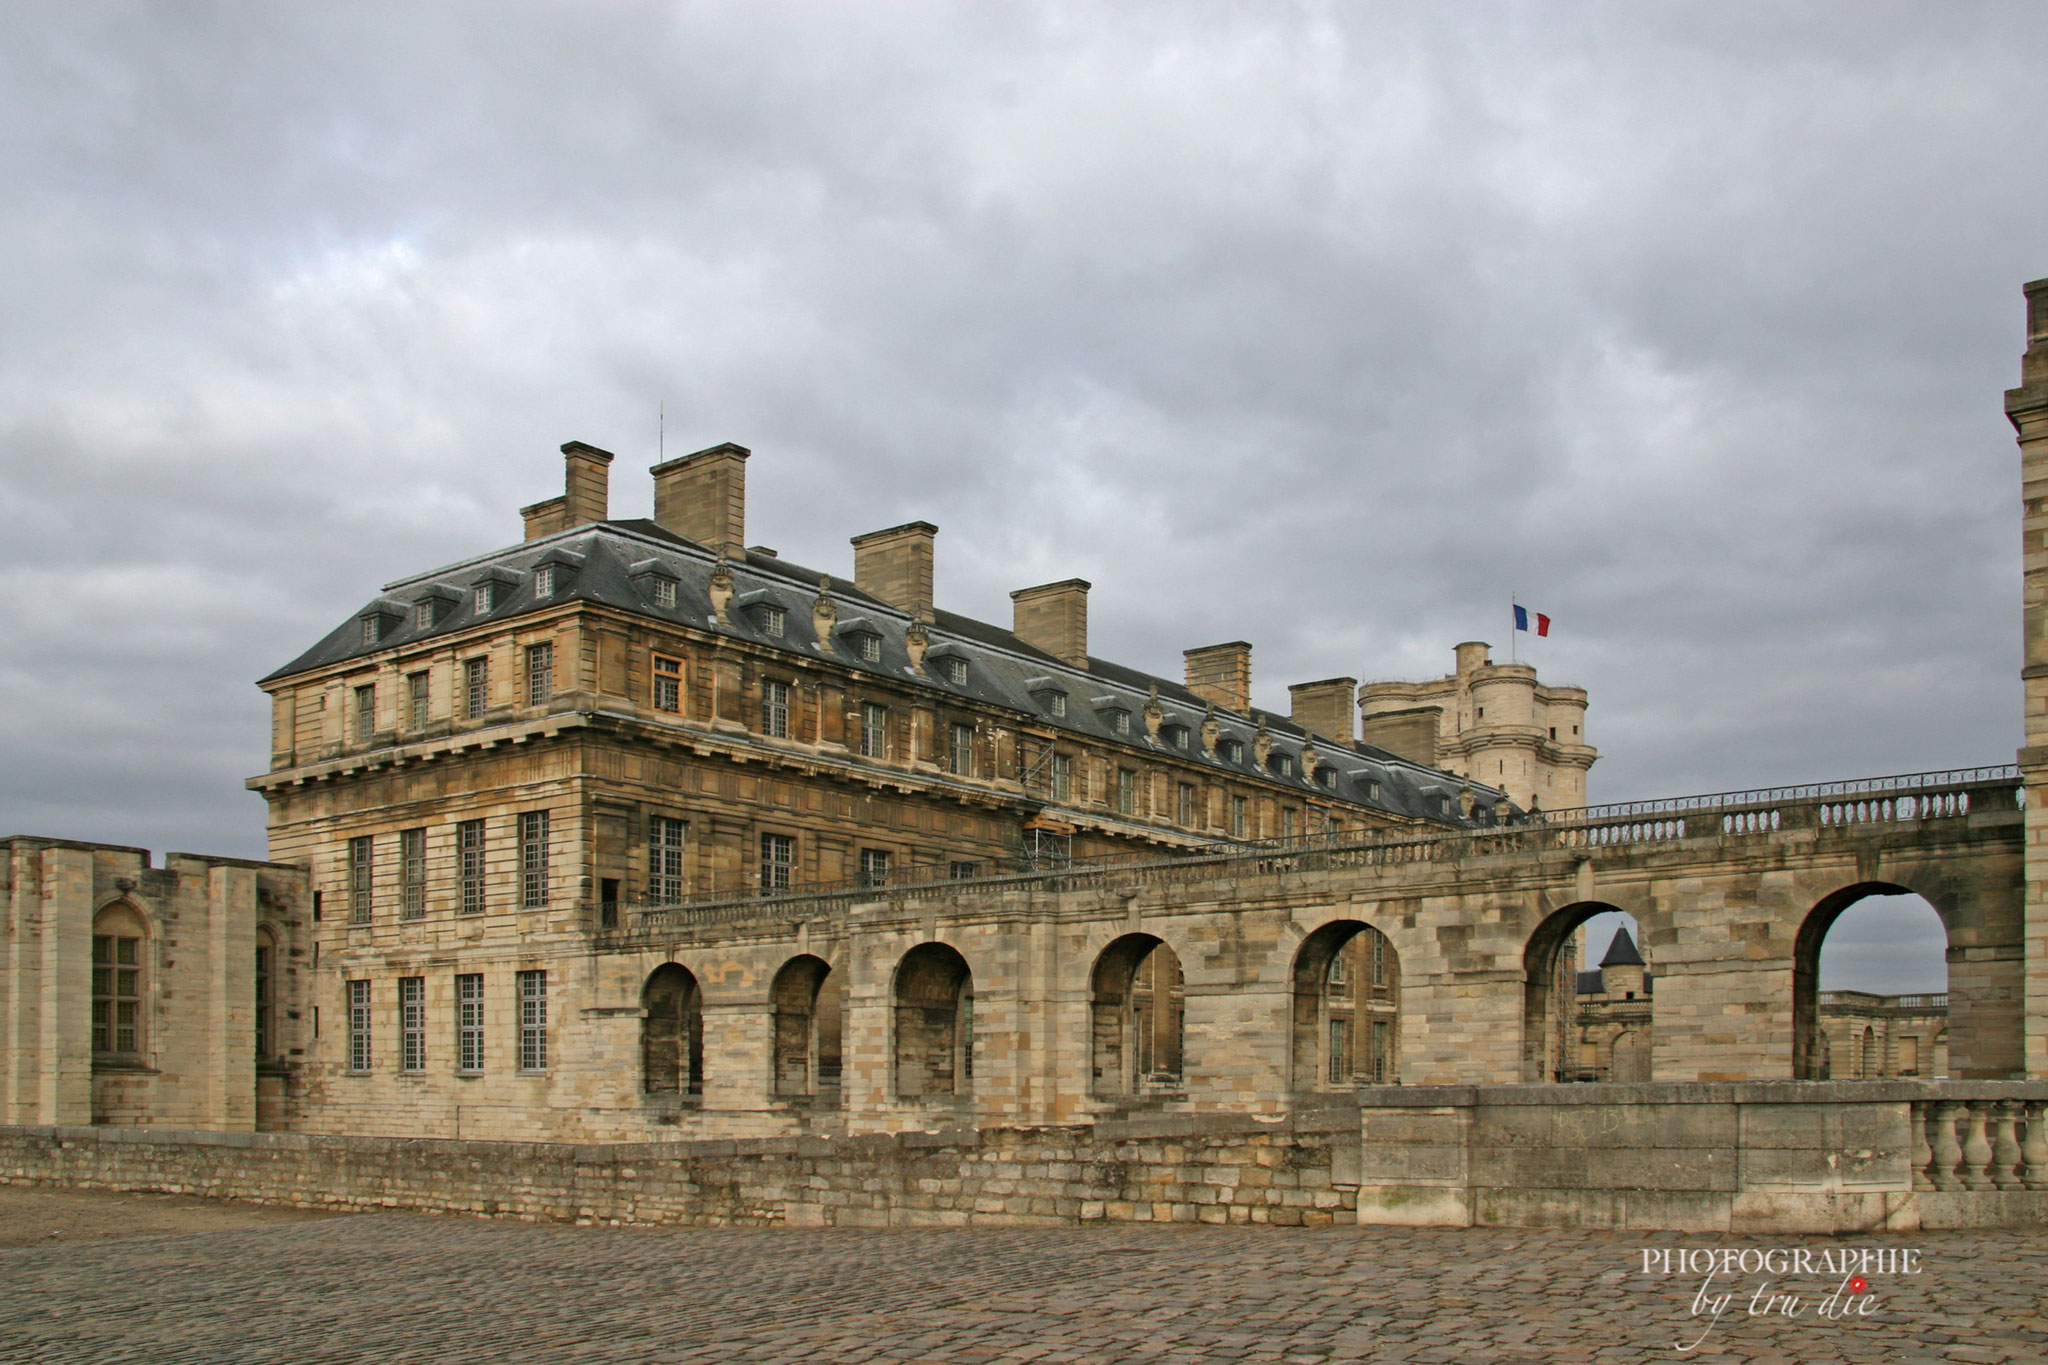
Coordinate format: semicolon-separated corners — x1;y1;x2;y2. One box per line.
1513;604;1550;636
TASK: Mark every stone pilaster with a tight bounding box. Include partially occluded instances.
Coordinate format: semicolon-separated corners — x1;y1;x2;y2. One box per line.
2006;277;2048;1078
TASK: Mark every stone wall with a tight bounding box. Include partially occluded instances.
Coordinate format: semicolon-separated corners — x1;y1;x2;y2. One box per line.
0;1109;1363;1229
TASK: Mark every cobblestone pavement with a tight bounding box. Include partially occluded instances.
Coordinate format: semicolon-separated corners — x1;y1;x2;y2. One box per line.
3;1209;2046;1364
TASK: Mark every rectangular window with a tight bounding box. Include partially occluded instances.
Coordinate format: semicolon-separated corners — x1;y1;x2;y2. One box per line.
941;656;968;685
949;722;975;777
519;811;549;909
400;827;426;920
1117;768;1136;815
1049;693;1067;718
354;683;376;744
400;976;426;1073
760;832;794;892
653;655;682;713
91;934;141;1055
649;816;686;904
858;848;891;889
407;671;430;730
458;819;486;915
415;600;435;631
1370;1020;1391;1084
1177;783;1196;827
1899;1036;1920;1075
255;940;274;1059
456;973;484;1072
533;564;555;599
1370;934;1386;988
858;633;882;662
1232;795;1248;838
653;578;677;609
348;835;373;924
1113;710;1130;736
1282;807;1298;839
526;642;554;707
348;979;372;1072
762;679;790;739
762;605;786;637
362;617;382;646
518;971;548;1072
949;860;979;880
1050;752;1072;802
1328;1017;1351;1085
474;582;495;613
464;657;489;719
860;702;888;759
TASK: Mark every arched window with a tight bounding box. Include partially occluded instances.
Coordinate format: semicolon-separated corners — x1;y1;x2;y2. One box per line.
1291;921;1400;1091
893;943;972;1098
1792;884;1947;1079
642;964;703;1098
771;955;841;1101
1090;935;1184;1097
92;903;148;1065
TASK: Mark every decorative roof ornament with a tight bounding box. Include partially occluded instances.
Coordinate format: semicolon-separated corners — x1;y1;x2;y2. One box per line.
1200;702;1220;758
905;616;931;671
1143;683;1164;738
811;572;837;637
1300;737;1320;780
1252;715;1273;767
708;551;735;625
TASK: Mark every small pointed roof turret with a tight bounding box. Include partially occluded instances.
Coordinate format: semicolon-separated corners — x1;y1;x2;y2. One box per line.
1599;925;1645;968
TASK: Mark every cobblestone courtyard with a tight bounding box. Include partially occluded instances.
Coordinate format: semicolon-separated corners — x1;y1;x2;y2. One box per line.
3;1192;2046;1364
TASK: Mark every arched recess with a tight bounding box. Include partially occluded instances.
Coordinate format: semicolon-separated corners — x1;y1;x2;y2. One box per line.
1090;934;1185;1097
771;955;842;1101
1521;902;1648;1083
1791;881;1947;1080
91;901;149;1064
254;925;279;1062
1611;1030;1650;1083
1290;920;1400;1093
893;943;972;1099
642;963;703;1098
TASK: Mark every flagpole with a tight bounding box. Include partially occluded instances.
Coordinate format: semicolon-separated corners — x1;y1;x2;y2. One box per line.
1510;593;1518;665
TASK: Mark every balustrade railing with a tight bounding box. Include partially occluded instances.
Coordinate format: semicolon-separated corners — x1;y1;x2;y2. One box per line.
1913;1096;2048;1192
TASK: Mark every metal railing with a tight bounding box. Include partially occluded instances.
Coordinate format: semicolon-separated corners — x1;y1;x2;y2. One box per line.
595;764;2022;938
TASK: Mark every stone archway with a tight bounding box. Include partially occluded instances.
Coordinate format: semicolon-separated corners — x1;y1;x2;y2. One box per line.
1521;902;1646;1083
770;954;840;1101
893;943;972;1098
642;963;703;1098
1090;934;1185;1097
1290;920;1400;1093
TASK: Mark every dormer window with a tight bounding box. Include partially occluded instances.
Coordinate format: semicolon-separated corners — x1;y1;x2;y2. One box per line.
475;583;496;613
1274;753;1296;778
1048;693;1067;718
762;605;787;638
1112;710;1130;736
1317;766;1336;789
533;565;556;600
939;655;968;685
1220;738;1244;764
858;633;882;662
653;578;677;609
1363;778;1382;802
1164;725;1189;752
415;602;434;631
362;617;383;646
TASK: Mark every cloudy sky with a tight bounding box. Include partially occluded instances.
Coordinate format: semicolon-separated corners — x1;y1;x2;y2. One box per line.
3;4;2039;984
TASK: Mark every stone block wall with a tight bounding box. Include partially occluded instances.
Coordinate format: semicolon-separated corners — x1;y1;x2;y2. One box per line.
0;1109;1363;1229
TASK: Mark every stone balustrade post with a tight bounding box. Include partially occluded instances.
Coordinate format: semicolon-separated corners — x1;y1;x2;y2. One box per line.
2025;1100;2048;1192
1931;1101;1965;1191
1993;1100;2026;1190
1961;1103;1996;1191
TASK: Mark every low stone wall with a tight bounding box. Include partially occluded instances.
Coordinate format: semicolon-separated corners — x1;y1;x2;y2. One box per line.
0;1109;1363;1229
1353;1080;2048;1233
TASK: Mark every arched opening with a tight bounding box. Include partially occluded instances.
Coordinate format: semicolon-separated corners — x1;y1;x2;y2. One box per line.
642;963;703;1098
893;943;972;1099
91;902;148;1066
1290;921;1400;1092
1522;902;1649;1083
771;954;842;1102
1090;934;1185;1097
1792;883;1947;1080
254;926;279;1062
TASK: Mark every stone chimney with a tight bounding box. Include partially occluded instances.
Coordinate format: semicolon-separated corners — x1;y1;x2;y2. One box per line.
651;442;749;556
851;521;937;617
521;440;616;541
1184;641;1251;714
1288;676;1357;743
1010;579;1090;667
521;496;568;541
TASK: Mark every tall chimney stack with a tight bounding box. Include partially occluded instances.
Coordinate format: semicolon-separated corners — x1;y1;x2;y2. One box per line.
1288;676;1357;743
1010;579;1091;667
851;521;937;617
1184;641;1252;713
561;440;613;526
651;442;749;556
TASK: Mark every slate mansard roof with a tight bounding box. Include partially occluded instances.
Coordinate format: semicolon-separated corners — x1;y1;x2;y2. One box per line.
264;518;1511;827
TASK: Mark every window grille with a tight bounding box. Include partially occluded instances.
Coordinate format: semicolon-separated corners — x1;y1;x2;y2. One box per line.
949;722;974;777
526;642;553;707
348;979;372;1071
348;836;373;923
456;973;484;1071
458;819;486;915
92;935;141;1055
354;684;376;744
407;671;430;730
760;832;793;891
519;811;549;908
400;828;426;920
860;702;888;759
649;816;685;904
400;976;425;1073
518;971;547;1071
858;848;891;888
465;657;489;719
653;655;682;712
762;679;790;738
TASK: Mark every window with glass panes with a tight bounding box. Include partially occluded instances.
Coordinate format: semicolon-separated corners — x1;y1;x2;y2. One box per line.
347;979;372;1071
1177;783;1195;826
860;702;888;758
255;939;274;1059
407;671;430;729
948;722;974;776
458;819;486;914
1231;795;1248;838
456;974;484;1071
354;683;376;743
653;655;682;712
1117;768;1136;814
858;848;891;888
518;971;547;1071
1049;752;1072;802
519;811;549;908
526;642;553;707
1328;1017;1351;1084
649;816;685;903
348;835;373;923
92;934;141;1056
464;657;489;719
400;828;426;920
399;976;426;1073
761;679;790;738
760;832;793;891
652;577;677;608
